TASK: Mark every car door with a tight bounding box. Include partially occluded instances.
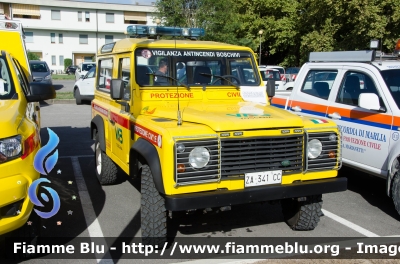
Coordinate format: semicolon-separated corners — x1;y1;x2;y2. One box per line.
288;68;340;118
80;66;96;96
326;67;392;171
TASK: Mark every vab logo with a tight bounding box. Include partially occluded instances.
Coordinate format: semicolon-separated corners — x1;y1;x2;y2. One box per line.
115;126;123;144
28;128;61;219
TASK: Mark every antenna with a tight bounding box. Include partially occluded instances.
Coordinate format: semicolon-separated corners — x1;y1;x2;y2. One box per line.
173;10;182;126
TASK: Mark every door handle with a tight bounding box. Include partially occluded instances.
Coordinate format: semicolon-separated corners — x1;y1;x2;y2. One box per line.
291;106;302;112
328;112;341;120
109;119;115;125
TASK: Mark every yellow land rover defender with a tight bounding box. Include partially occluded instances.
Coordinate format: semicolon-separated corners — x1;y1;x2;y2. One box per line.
90;25;347;243
0;18;55;236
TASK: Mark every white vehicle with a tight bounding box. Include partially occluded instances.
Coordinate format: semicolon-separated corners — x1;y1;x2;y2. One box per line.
259;66;287;90
75;61;96;81
73;65;96;104
271;49;400;215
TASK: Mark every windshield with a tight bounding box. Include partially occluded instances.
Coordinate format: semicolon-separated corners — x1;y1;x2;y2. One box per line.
30;62;49;72
135;48;260;87
0;57;15;100
381;69;400;109
82;63;96;71
260;70;280;81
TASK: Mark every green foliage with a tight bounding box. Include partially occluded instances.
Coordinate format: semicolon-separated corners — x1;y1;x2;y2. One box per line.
154;0;400;66
64;58;72;70
27;51;39;61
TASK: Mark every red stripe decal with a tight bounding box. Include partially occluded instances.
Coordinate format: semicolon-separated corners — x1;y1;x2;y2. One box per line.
92;103;108;117
134;124;162;148
110;112;129;129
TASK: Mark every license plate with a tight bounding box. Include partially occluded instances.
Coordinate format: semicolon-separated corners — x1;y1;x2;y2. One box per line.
245;170;282;187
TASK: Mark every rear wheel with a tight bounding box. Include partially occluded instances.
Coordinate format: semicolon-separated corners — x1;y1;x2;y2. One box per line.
94;134;118;185
281;195;323;230
140;164;167;246
75;88;82;105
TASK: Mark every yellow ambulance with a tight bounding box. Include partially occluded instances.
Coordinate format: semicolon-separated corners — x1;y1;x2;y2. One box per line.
0;18;55;236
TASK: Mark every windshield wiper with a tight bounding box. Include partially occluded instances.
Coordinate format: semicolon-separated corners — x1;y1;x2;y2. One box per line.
199;73;239;89
146;73;189;89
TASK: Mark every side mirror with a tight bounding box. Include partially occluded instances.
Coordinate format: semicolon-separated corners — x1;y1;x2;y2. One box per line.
110;79;124;100
266;79;275;97
26;82;56;102
358;93;381;111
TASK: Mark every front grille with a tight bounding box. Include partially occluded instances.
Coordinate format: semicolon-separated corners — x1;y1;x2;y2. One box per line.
306;131;341;171
220;135;303;177
174;137;220;185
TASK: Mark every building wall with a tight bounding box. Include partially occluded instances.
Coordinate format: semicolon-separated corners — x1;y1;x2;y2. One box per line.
4;0;156;72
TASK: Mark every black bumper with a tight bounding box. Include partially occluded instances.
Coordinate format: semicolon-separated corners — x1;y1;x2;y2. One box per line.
164;177;347;211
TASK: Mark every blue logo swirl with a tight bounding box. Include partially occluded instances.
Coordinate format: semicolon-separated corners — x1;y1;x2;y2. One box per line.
29;128;61;219
28;178;60;219
34;128;59;175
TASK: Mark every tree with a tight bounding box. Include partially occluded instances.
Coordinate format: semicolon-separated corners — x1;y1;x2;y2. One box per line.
64;58;72;70
155;0;400;66
27;51;39;61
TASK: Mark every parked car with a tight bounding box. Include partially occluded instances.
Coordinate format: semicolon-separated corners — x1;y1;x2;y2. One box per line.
75;62;96;81
259;66;286;90
285;67;300;81
73;65;96;104
260;65;285;80
271;49;400;216
65;65;78;75
29;60;53;84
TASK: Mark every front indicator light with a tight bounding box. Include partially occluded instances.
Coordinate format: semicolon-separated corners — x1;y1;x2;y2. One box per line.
0;153;6;163
328;151;336;158
177;164;186;173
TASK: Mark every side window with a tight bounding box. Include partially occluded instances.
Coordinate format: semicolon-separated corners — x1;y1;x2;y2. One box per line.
119;58;131;100
97;58;113;93
301;70;337;100
12;59;30;95
336;71;381;107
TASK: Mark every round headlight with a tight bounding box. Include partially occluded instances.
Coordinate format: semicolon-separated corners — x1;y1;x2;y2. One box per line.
189;147;210;169
308;139;322;159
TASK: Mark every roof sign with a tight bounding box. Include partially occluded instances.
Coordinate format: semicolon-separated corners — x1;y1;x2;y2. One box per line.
309;50;375;62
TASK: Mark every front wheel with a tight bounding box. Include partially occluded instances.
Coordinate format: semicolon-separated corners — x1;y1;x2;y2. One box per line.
281;195;323;230
75;88;82;105
141;164;167;246
392;172;400;215
94;134;118;185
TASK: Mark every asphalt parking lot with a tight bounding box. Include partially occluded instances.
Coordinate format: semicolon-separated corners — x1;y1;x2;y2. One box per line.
5;101;400;263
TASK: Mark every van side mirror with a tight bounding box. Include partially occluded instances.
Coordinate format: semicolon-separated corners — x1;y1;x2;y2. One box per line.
266;80;275;97
110;79;124;100
26;82;56;102
359;93;385;112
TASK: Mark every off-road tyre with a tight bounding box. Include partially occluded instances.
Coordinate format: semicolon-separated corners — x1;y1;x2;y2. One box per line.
392;172;400;215
140;164;167;246
94;134;118;185
75;88;82;105
281;195;323;231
